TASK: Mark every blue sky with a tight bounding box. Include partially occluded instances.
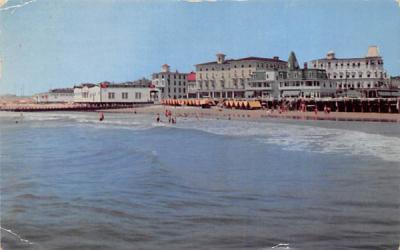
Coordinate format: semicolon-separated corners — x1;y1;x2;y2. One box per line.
0;0;399;95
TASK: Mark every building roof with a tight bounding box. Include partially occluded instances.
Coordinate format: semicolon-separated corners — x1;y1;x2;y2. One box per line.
310;56;382;62
49;88;74;93
196;56;287;66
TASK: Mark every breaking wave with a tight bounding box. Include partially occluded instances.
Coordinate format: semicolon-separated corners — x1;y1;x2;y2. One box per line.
1;111;399;163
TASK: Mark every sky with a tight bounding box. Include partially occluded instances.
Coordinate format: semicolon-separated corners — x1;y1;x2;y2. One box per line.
0;0;399;95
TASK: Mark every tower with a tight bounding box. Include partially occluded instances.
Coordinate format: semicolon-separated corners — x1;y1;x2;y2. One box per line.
288;51;300;70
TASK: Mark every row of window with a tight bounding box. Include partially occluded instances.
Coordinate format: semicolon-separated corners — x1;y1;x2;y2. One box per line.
280;81;322;87
157;74;186;80
167;88;186;94
315;60;384;69
107;92;141;99
338;83;379;88
329;71;385;79
198;64;285;72
82;92;143;99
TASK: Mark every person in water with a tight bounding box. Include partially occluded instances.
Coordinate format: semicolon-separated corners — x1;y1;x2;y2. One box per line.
156;113;160;123
99;112;105;121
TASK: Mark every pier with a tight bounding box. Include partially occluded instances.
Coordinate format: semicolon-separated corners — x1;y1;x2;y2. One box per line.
0;102;153;112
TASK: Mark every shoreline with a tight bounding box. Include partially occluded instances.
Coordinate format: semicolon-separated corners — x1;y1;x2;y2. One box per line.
103;105;400;123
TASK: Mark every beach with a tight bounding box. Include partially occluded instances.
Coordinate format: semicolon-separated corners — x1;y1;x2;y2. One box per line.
104;105;400;123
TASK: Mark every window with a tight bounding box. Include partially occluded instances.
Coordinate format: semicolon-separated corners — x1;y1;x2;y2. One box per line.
122;92;128;99
108;92;115;99
135;92;142;99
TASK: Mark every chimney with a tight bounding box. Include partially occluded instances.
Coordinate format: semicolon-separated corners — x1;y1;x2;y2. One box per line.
273;56;279;60
161;64;170;73
366;45;380;57
216;53;226;64
326;51;335;60
304;62;308;69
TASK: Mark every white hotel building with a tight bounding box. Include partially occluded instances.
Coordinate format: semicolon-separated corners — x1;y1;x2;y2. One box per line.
309;46;389;95
73;82;159;103
192;53;287;99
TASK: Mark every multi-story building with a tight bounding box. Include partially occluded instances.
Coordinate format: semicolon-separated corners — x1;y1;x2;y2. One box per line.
309;46;389;95
73;82;159;103
186;72;196;98
248;52;335;99
248;70;280;99
34;88;74;103
278;52;336;98
152;64;188;99
194;53;287;99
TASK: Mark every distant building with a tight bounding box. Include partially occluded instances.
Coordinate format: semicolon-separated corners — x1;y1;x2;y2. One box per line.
34;88;74;103
194;53;287;99
309;46;389;96
249;52;335;99
127;78;153;88
151;64;188;99
187;72;196;98
73;82;159;103
389;76;400;89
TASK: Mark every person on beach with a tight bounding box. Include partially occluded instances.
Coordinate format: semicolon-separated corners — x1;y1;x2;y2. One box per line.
314;106;318;115
99;112;104;121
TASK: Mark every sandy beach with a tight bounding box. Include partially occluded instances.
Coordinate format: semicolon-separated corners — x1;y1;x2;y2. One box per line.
104;105;400;123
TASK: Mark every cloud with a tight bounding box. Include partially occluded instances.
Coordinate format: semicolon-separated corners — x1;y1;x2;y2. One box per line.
0;0;8;7
0;0;37;13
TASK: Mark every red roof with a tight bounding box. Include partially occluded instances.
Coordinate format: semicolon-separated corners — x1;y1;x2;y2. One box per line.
187;72;196;81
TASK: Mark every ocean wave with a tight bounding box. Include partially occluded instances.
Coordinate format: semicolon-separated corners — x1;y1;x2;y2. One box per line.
0;227;34;245
3;112;399;163
173;119;400;163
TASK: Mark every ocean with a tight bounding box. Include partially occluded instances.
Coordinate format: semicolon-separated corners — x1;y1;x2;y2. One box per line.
0;111;399;249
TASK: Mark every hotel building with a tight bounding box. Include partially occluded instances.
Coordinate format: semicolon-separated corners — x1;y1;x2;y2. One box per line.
73;82;159;103
193;53;287;99
248;52;335;99
309;46;389;96
151;64;188;99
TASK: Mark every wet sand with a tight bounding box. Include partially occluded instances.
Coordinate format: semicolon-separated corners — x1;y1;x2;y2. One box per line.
104;105;400;123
